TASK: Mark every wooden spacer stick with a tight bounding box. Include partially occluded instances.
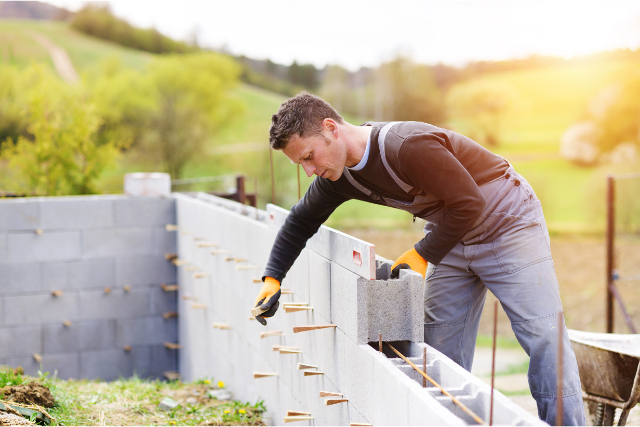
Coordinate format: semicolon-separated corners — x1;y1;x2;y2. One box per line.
273;345;298;352
163;311;178;319
180;231;191;236
282;302;308;306
164;371;180;381
161;284;179;292
51;290;63;297
181;295;194;300
224;257;235;262
298;363;317;370
286;410;310;416
281;288;293;295
248;316;256;321
284;416;313;423
164;342;181;350
197;242;217;248
251;306;268;317
123;345;132;352
35;228;43;235
191;303;207;309
62;320;72;327
325;398;348;406
259;330;283;339
319;391;342;397
293;324;336;333
279;348;302;354
386;343;486;425
252;278;263;283
193;273;210;279
33;353;42;362
123;285;131;292
234;258;248;263
185;266;198;271
164;253;178;261
212;322;232;330
303;371;324;376
211;249;231;255
253;372;278;379
172;259;187;266
165;224;179;231
284;306;313;313
104;287;111;294
350;423;373;426
236;264;258;271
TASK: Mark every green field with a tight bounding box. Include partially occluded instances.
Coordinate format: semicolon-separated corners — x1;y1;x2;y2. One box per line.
1;19;638;234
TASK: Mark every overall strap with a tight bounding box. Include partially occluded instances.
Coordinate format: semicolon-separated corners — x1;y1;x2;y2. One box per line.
342;168;382;202
377;122;414;193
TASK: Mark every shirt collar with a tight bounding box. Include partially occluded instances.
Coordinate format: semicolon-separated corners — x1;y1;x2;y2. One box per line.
348;133;371;171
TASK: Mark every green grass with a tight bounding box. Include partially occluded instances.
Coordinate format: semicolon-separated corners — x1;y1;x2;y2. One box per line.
475;334;523;350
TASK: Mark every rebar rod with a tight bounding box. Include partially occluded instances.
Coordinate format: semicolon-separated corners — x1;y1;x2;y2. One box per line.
385;343;486;425
490;301;498;426
556;312;564;427
609;283;638;333
606;175;614;333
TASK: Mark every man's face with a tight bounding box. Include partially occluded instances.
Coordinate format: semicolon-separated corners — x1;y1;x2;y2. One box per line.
282;130;347;181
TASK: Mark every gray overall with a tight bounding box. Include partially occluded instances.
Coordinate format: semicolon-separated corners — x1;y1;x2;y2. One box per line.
343;122;585;425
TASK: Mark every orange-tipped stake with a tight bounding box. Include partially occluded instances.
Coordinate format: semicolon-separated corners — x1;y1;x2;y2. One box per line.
293;324;336;333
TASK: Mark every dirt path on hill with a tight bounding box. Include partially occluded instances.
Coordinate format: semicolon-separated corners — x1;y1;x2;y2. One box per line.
29;32;78;83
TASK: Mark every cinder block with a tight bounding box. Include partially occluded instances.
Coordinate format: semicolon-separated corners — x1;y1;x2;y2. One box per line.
152;226;176;257
43;320;116;353
0;263;41;294
80;347;150;380
83;229;154;258
4;292;78;325
6;352;80;380
78;289;150;320
39;198;114;229
0;325;42;358
114;198;176;227
148;344;178;378
0;200;39;231
116;257;176;288
330;263;362;342
42;259;115;291
116;316;177;347
308;252;331;321
149;287;177;314
8;231;81;262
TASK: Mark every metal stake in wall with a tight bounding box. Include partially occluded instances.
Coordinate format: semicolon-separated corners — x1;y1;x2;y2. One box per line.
490;300;498;426
556;312;564;427
606;174;615;333
423;347;427;388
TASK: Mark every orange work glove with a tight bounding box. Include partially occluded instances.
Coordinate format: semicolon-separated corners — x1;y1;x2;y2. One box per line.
252;277;281;326
390;248;428;279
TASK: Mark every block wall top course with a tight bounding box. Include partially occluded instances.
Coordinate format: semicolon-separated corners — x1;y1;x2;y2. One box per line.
7;231;82;263
39;198;114;229
0;201;39;231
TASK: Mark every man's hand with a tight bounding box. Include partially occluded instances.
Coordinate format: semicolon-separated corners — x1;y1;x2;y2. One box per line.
252;277;281;326
391;248;428;279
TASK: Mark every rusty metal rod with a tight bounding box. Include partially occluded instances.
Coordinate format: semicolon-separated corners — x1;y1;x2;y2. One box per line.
423;347;427;388
490;300;498;426
379;333;382;353
608;282;638;334
297;164;301;201
556;312;564;427
385;343;486;425
606;175;614;333
269;147;276;205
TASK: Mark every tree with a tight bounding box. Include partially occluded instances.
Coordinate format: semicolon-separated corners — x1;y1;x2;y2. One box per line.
142;52;243;178
446;80;518;146
1;66;125;195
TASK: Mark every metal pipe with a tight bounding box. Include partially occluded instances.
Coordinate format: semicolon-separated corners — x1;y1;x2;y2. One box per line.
608;283;638;334
423;347;427;388
385;343;486;425
606;175;615;333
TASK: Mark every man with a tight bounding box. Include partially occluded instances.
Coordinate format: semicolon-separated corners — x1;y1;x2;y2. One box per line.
252;92;585;425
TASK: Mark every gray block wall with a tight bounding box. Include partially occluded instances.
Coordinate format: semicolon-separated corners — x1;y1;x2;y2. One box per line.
175;193;545;426
0;195;177;380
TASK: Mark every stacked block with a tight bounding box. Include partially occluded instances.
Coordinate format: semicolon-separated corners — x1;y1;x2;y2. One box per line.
0;195;177;380
175;193;544;426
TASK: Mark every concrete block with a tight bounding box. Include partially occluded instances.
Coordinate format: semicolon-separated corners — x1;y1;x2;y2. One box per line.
330;263;362;342
152;226;177;256
79;288;150;320
0;200;39;231
0;263;41;294
42;259;115;291
39;197;114;229
0;232;6;260
83;228;154;258
359;271;424;344
116;317;177;347
148;344;178;378
4;292;78;325
116;257;176;288
6;352;80;380
43;320;116;353
0;325;42;358
80;347;150;380
8;231;81;262
308;252;331;322
149;287;177;314
114;198;175;227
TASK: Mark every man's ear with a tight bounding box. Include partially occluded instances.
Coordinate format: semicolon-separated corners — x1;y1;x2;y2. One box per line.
323;118;338;138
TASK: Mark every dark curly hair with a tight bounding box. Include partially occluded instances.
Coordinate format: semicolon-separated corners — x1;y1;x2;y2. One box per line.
269;92;344;150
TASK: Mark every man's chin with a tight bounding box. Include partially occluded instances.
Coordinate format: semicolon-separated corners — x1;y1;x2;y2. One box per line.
327;170;342;181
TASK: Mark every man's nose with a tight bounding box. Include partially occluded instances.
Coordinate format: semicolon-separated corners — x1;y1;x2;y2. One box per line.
302;163;315;177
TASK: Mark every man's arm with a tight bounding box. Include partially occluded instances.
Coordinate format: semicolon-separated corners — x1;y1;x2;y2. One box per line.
396;133;488;264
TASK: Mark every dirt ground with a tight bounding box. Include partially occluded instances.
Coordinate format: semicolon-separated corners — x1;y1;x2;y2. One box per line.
345;228;640;337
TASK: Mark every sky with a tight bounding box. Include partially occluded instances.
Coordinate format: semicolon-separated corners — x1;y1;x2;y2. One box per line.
47;0;640;70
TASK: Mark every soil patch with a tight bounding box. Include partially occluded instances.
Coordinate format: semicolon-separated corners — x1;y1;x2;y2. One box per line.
0;381;55;408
